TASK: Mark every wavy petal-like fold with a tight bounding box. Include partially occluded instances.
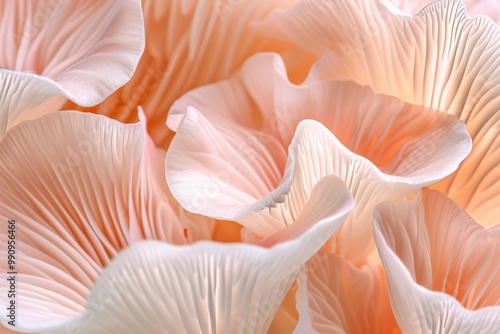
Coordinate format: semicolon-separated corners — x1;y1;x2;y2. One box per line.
388;0;500;24
67;0;311;148
0;111;185;330
0;0;144;138
167;53;472;263
260;0;500;227
4;176;352;333
373;190;500;333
